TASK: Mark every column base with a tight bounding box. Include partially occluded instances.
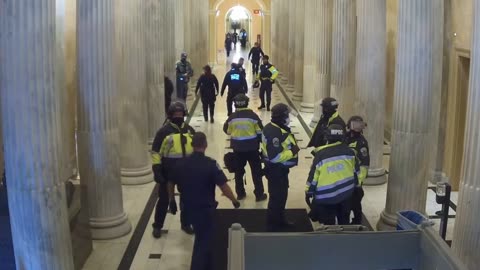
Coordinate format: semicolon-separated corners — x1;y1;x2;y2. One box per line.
310;118;319;128
147;137;154;145
300;102;314;113
121;165;153;185
376;210;398;231
286;84;295;92
292;93;303;101
90;212;132;240
364;168;387;186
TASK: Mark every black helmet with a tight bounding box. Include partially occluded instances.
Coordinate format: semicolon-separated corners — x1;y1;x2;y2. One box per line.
326;124;345;142
167;101;187;118
271;103;290;120
234;94;249;108
252;80;260;88
321;97;339;112
347;115;367;132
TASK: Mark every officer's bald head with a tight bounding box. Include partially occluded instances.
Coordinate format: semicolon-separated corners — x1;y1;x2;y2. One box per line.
192;132;208;151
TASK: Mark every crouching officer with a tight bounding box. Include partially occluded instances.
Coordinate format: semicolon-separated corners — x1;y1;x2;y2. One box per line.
261;103;300;231
223;94;267;201
306;124;358;225
346;116;370;225
255;55;278;111
151;102;196;238
308;97;346;148
221;63;248;116
170;132;240;270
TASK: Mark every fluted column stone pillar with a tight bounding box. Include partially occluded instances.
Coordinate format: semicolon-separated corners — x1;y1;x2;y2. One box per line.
164;0;177;92
146;0;166;143
279;0;289;83
452;1;480;267
331;0;356;119
311;0;333;126
262;10;271;56
292;0;305;101
377;0;442;230
271;0;279;68
0;1;75;268
209;9;217;65
286;0;297;91
354;0;387;185
77;0;132;239
116;0;153;185
301;0;317;113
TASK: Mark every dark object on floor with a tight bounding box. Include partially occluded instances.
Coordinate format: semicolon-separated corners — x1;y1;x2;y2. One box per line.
212;209;313;270
0;185;15;270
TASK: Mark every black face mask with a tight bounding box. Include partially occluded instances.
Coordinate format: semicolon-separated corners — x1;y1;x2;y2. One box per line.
171;117;184;126
323;109;334;118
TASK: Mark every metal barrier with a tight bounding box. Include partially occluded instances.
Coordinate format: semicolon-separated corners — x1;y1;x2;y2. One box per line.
228;223;467;270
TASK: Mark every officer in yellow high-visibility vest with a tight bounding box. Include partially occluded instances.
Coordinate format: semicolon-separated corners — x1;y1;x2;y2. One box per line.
346;116;370;225
223;94;267;202
151;102;195;238
306;124;358;225
255;55;279;111
261;103;300;231
308;97;346;148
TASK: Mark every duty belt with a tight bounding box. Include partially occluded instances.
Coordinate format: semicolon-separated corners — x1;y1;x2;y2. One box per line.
260;77;271;81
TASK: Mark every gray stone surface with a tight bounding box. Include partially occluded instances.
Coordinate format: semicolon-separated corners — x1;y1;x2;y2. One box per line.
0;1;75;268
452;1;480;267
146;0;166;144
331;0;356;119
116;0;153;185
355;0;387;186
311;0;333;126
77;0;132;240
378;0;443;230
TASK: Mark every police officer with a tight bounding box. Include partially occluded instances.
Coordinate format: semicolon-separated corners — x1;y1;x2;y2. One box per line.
238;57;247;79
308;97;346;148
176;52;194;100
306;124;358;225
151;102;196;238
261;103;300;231
248;42;265;76
223;94;267;201
221;63;248;116
255;55;279;111
346;116;370;225
170;132;240;270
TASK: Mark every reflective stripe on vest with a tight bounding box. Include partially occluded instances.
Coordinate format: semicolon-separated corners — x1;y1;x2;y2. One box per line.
163;133;193;159
228;118;259;141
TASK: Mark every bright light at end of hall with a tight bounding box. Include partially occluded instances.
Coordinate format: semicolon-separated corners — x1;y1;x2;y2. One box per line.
230;5;249;21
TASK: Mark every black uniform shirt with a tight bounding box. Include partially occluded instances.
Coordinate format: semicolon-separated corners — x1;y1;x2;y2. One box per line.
171;152;228;209
346;133;370;167
248;47;265;63
308;112;346;148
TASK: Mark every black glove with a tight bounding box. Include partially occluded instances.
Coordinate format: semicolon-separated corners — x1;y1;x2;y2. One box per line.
232;200;240;209
152;164;165;183
291;144;300;155
169;200;178;215
305;193;312;207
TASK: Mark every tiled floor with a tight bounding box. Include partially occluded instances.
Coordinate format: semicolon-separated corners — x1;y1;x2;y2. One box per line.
81;47;458;270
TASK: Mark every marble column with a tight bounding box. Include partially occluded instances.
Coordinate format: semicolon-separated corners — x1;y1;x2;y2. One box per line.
354;0;387;185
209;9;218;65
263;10;272;56
278;0;289;83
164;0;177;91
286;0;297;92
292;0;305;101
0;0;75;268
331;0;356;119
146;0;166;143
377;0;441;230
301;0;318;113
77;0;132;239
452;0;480;266
270;0;278;67
116;0;153;185
310;0;333;126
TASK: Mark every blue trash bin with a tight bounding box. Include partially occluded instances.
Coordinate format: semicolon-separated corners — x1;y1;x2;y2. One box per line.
396;210;431;230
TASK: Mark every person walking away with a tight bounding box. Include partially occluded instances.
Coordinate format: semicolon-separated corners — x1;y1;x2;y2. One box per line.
164;76;174;115
238;57;247;79
255;55;278;111
345;116;370;225
223;94;267;201
308;97;346;148
305;124;358;225
176;52;194;100
248;42;265;76
151;102;196;238
195;65;219;123
261;103;300;231
225;34;232;57
170;132;240;270
221;63;248;116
